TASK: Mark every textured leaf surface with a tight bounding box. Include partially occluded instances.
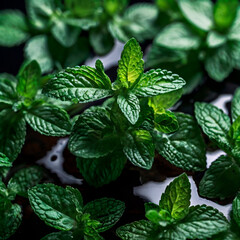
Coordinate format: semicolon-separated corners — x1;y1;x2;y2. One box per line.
229;116;240;146
195;102;231;152
233;193;240;228
69;107;117;158
207;31;227;48
155;22;201;50
0;78;18;104
7;166;44;197
28;184;77;230
155;113;206;171
117;220;155;240
26;104;71;136
199;155;240;199
232;87;240;122
178;0;213;31
41;231;72;240
0;204;22;239
84;198;125;232
0;153;11;167
132;69;185;97
43;63;112;103
77;150;126;187
117;38;144;88
117;93;140;124
159;173;191;220
123;130;155;169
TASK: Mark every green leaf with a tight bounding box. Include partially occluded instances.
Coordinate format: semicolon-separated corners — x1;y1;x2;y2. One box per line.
116;220;156;240
0;109;26;162
43;63;112;103
195;102;232;152
144;202;160;213
84;197;125;232
178;0;213;31
7;166;44;197
66;186;83;211
69;107;117;158
214;0;238;31
159;173;191;220
207;31;227;48
145;209;171;226
233;193;240;228
123;130;155;169
77;150;126;187
0;10;29;47
41;232;73;240
228;7;240;41
0;153;11;168
229;116;240;146
28;183;77;230
63;18;98;30
117;93;140;125
103;0;128;15
24;35;54;73
154;112;206;171
0;77;18;104
199;155;240;199
0;204;22;239
25;104;71;136
232;87;240;122
17;60;41;99
132;69;186;98
154;22;201;50
117;38;144;88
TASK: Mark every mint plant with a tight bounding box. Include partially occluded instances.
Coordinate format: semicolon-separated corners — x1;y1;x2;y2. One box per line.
117;173;228;240
147;0;240;93
0;60;72;162
28;183;125;240
42;38;204;187
0;166;44;239
195;87;240;199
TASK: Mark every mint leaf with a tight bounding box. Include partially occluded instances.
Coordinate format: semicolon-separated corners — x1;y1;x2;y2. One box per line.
0;10;29;47
154;23;201;50
232;87;240;122
66;186;83;212
233;193;240;228
77;150;126;187
178;0;213;31
25;104;72;136
17;60;41;99
154;112;206;171
69;107;117;158
207;31;227;48
0;204;22;239
0;109;26;162
28;183;77;230
0;153;11;168
144;202;160;213
117;38;144;88
7;166;44;197
43;63;112;103
199;155;240;199
229;116;240;146
214;0;238;31
228;8;240;41
116;220;156;240
41;232;73;240
83;198;125;232
117;93;140;124
123;130;155;169
0;77;18;104
159;173;191;220
132;69;186;98
195;102;232;152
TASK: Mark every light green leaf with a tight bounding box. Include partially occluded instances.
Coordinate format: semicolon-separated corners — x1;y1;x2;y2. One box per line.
195;102;232;152
25;104;71;136
17;60;41;99
28;183;77;230
41;231;73;240
117;93;140;125
228;7;240;41
229;116;240;146
178;0;213;31
103;0;129;15
0;153;11;168
132;69;186;98
199;155;240;199
232;87;240;122
7;166;44;197
0;78;18;104
0;10;29;47
84;198;125;232
0;204;22;240
154;112;206;171
116;220;156;240
117;38;144;88
207;31;227;48
123;130;155;169
43;62;112;103
155;22;201;50
77;150;126;187
159;173;191;220
69;107;117;158
233;193;240;228
63;18;98;30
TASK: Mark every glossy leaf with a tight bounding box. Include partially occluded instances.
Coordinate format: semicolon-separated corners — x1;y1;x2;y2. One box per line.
0;153;11;168
0;77;18;104
232;87;240;122
233;193;240;228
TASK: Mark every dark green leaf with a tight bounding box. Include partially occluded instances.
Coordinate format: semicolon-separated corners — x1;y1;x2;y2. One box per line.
232;87;240;122
144;202;160;213
0;77;18;104
154;112;206;171
41;232;73;240
233;193;240;228
66;186;83;211
229;116;240;146
0;153;11;168
199;155;240;199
